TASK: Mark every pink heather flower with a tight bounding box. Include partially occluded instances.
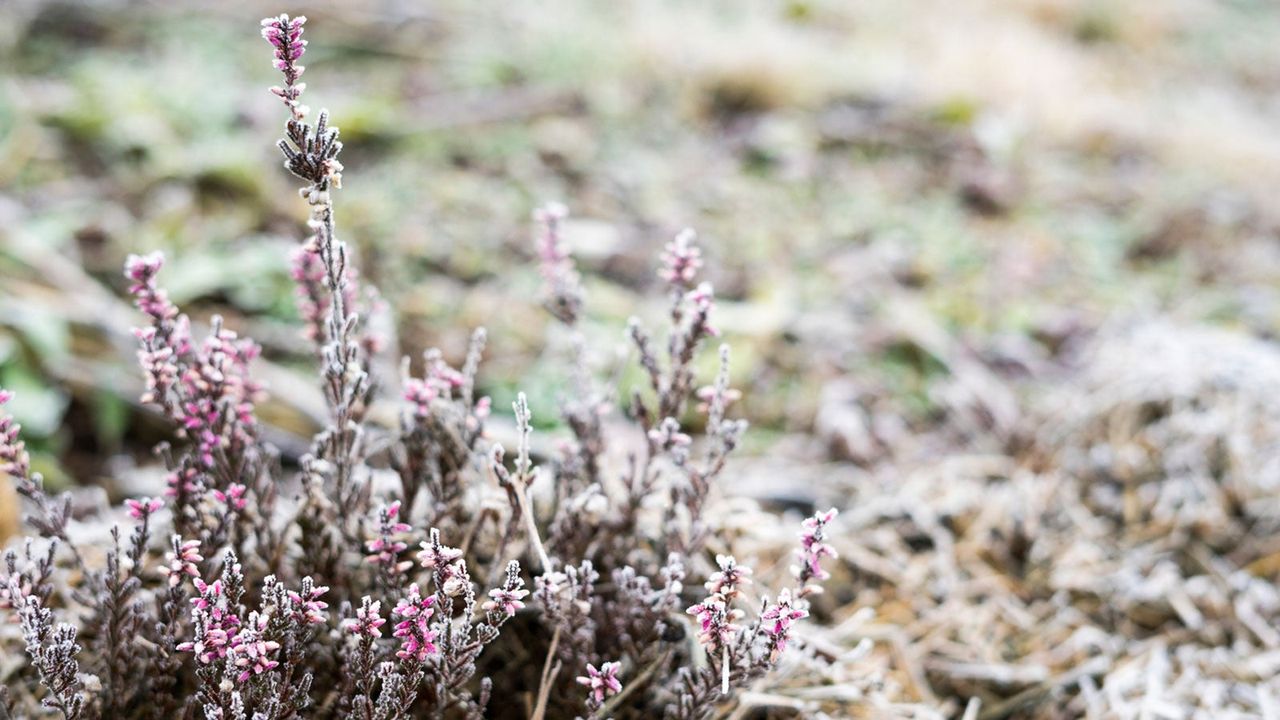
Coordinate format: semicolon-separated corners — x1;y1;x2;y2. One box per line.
659;229;703;288
177;577;240;664
761;589;808;658
213;483;248;511
533;202;583;324
576;661;623;707
165;465;201;499
0;390;31;480
795;508;839;590
483;587;528;618
286;581;329;626
403;353;471;422
260;14;307;75
696;384;742;414
344;597;387;638
704;555;752;602
191;578;223;610
392;584;438;662
125;496;164;520
417;531;464;573
289;245;327;344
686;597;737;649
124;253;178;323
0;573;30;612
290;244;371;350
474;396;492;419
483;561;527;619
403;377;438;419
687;282;719;337
366;501;413;574
534;202;570;273
133;305;262;471
648;417;692;465
160;536;203;587
230;613;281;682
427;354;465;390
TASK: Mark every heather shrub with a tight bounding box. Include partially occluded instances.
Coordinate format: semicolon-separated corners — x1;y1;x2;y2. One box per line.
0;14;835;720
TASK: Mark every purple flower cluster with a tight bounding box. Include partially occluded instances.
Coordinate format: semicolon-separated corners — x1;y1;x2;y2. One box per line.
366;501;414;576
229;612;281;682
181;324;263;467
1;15;846;719
344;596;387;638
760;588;807;659
261;14;306;71
687;595;739;650
177;577;240;665
533;202;584;325
417;528;468;596
159;536;202;588
289;245;328;346
577;660;622;711
402;351;468;419
126;254;264;470
164;464;200;500
287;578;330;626
482;561;529;618
687;556;752;653
658;228;704;289
125;497;164;520
212;482;247;511
795;508;839;595
0;389;29;480
125;252;181;327
391;583;438;662
704;554;752;600
260;14;308;120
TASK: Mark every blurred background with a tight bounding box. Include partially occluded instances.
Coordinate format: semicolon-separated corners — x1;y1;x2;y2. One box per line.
5;0;1280;715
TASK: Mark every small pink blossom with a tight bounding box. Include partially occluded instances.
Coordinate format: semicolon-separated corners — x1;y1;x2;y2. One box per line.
533;202;583;324
344;597;387;638
686;597;737;649
260;14;307;76
576;661;623;707
704;554;752;602
795;508;839;591
761;588;808;658
164;465;201;499
659;229;703;288
696;384;742;414
483;586;529;617
366;501;414;574
0;573;30;612
0;390;31;480
687;282;719;337
230;613;280;682
160;536;203;587
417;532;464;574
125;496;164;520
404;377;438;419
391;584;438;662
213;483;248;511
177;575;240;664
287;581;329;626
